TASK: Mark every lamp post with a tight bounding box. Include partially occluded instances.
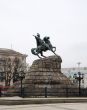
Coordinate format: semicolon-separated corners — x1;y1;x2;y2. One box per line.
74;72;84;96
19;71;25;97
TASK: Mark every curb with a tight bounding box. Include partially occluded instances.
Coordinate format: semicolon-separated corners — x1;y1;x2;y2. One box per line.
0;98;87;105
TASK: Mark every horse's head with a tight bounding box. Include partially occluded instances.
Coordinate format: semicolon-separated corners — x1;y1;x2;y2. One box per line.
43;36;50;43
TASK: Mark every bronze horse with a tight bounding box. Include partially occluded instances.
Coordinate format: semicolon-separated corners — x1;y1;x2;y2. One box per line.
31;33;57;58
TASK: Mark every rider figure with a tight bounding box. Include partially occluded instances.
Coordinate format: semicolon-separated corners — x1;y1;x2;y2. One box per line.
34;33;44;47
33;34;52;51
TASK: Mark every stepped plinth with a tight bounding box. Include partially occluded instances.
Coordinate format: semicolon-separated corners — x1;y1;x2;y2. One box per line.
7;55;78;97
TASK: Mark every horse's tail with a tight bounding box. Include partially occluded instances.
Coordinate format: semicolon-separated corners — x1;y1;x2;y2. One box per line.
31;48;38;55
50;47;58;57
52;47;56;52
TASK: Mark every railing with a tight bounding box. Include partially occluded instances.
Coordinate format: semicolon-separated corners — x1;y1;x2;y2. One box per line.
1;87;87;98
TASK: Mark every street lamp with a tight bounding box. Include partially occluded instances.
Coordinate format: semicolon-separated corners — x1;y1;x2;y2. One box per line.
74;72;84;96
19;71;25;97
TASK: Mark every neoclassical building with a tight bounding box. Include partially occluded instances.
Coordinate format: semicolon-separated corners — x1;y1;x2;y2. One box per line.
62;67;87;88
0;48;27;87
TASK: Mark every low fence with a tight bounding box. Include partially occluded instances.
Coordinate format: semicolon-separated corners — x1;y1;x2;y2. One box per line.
1;87;87;98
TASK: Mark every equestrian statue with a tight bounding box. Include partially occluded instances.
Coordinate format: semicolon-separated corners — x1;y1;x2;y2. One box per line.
31;33;57;58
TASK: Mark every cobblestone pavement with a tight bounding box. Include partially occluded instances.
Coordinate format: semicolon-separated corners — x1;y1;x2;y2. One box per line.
0;103;87;110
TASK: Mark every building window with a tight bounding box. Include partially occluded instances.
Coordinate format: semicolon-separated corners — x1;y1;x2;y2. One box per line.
0;72;5;82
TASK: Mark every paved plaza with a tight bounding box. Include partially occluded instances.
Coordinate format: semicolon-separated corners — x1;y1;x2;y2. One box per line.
0;103;87;110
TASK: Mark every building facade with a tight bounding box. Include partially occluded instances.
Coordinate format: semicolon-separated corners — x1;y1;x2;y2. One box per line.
0;48;27;87
62;67;87;88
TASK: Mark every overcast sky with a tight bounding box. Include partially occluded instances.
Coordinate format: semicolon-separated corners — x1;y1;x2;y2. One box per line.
0;0;87;68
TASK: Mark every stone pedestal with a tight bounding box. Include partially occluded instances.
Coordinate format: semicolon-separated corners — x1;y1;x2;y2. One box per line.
7;55;78;97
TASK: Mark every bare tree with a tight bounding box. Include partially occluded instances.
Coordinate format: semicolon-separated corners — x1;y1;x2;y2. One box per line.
4;57;26;86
